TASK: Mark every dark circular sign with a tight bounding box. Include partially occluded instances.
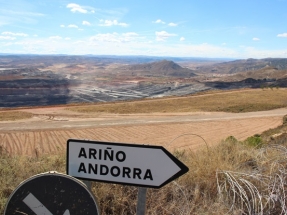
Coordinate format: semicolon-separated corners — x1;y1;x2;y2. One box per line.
4;172;100;215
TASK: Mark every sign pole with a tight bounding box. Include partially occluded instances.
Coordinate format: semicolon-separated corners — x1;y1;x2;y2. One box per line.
66;139;189;214
136;187;147;215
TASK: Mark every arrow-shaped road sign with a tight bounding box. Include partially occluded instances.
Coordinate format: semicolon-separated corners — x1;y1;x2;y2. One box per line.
67;139;189;188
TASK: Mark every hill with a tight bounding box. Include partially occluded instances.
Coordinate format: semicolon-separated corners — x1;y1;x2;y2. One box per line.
196;58;287;74
225;66;287;80
119;60;197;78
0;55;286;108
202;65;287;90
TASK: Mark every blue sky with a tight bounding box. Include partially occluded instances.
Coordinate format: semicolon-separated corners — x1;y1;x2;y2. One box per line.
0;0;287;59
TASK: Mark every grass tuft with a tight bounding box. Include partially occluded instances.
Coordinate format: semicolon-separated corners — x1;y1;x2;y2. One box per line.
0;111;33;121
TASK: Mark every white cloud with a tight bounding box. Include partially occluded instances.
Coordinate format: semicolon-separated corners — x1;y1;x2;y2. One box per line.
90;33;120;42
238;46;287;58
67;3;88;13
277;33;287;38
73;40;85;45
153;19;165;24
49;36;62;40
90;32;139;43
3;34;287;58
253;37;260;41
2;32;28;37
180;37;185;41
65;37;71;40
155;31;177;41
0;36;16;40
168;22;178;27
122;32;138;37
99;19;128;27
82;21;91;26
68;24;79;28
60;25;65;28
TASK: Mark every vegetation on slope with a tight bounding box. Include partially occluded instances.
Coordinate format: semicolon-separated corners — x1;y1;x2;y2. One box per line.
0;111;33;121
67;88;287;114
1;115;287;214
1;88;287;214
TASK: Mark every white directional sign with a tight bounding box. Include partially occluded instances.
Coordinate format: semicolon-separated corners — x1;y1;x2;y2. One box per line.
67;139;189;188
4;172;100;215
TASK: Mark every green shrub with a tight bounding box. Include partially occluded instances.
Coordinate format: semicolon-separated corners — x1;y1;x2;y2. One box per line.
244;135;263;147
225;136;238;144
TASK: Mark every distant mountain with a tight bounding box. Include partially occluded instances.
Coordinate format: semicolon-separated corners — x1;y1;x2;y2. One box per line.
221;66;287;82
120;60;197;78
196;58;287;74
0;54;225;67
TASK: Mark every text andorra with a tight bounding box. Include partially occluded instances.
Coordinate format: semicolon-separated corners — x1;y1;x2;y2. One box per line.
78;163;153;180
77;147;153;180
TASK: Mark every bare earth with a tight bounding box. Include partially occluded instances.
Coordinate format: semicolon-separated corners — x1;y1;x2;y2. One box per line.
0;107;286;155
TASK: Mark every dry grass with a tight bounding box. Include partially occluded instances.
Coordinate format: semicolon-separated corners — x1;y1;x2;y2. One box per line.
2;123;287;214
217;143;287;214
0;149;66;213
0;111;33;121
0;140;241;214
2;89;287;214
67;88;287;114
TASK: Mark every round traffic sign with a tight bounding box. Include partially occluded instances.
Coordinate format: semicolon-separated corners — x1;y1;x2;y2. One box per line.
4;172;100;215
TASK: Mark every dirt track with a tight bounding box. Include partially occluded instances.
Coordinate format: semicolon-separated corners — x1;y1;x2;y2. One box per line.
0;107;286;156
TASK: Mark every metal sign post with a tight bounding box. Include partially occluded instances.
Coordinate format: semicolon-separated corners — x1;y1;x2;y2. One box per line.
136;187;147;215
66;138;189;215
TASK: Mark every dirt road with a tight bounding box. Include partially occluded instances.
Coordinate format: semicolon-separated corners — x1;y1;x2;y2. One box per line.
0;107;286;155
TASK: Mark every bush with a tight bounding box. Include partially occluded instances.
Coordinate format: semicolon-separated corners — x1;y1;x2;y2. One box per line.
225;136;238;144
244;135;263;147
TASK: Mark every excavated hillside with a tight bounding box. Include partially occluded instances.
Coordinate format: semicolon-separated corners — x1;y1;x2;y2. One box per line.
1;55;287;108
0;68;71;107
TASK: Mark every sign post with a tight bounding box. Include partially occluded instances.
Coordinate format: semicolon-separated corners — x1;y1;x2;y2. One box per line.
67;139;189;188
136;187;147;215
67;139;189;214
